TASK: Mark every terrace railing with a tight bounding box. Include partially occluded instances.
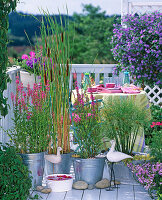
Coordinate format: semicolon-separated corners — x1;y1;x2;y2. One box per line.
0;66;20;144
70;64;123;89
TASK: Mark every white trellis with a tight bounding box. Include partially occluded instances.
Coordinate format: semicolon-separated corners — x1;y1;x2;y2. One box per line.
121;0;162;105
144;85;162;105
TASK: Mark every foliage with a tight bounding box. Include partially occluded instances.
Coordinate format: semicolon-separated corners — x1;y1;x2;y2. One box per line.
133;154;154;161
149;122;162;162
101;97;149;155
15;51;41;75
111;12;162;87
8;77;51;153
144;104;162;145
0;0;18;117
8;12;72;46
150;105;162;122
70;4;117;64
0;143;32;200
35;11;72;154
72;81;103;158
8;5;117;64
128;162;162;199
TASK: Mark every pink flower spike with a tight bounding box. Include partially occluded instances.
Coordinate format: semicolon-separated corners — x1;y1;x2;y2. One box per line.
16;79;19;84
29;51;35;58
22;54;28;60
27;115;31;120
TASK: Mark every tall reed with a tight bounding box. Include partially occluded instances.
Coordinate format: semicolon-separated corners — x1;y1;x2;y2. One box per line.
35;11;72;154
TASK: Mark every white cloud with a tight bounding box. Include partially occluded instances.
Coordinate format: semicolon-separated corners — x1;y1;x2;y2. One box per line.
16;0;121;15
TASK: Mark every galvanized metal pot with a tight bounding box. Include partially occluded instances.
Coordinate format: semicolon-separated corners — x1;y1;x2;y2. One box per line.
73;157;105;184
19;152;45;188
45;153;72;175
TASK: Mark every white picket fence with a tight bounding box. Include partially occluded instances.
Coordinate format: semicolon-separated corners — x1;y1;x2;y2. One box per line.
0;65;161;144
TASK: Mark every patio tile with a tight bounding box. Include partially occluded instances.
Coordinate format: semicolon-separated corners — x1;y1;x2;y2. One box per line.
82;188;100;200
117;184;134;200
100;188;117;200
47;191;67;200
134;185;152;200
65;189;83;200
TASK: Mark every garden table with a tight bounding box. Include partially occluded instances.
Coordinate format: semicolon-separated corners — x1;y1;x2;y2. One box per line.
71;90;151;152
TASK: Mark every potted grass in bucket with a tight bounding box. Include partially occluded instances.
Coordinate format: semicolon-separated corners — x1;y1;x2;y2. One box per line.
35;11;73;175
101;97;149;183
72;84;105;185
8;77;51;188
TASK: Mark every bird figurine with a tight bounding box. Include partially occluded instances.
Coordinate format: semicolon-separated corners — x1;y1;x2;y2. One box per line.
42;147;62;186
44;147;62;164
106;140;133;190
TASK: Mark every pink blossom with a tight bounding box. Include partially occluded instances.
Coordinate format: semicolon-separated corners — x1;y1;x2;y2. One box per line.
22;91;26;98
21;54;28;60
150;121;162;128
27;115;31;120
16;79;19;84
29;51;35;58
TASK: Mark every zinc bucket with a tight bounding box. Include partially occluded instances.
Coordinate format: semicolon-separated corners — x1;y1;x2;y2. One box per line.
19;152;44;188
73;157;105;184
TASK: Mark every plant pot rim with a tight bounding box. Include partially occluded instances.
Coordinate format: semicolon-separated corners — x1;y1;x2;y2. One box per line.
18;152;45;155
74;157;106;160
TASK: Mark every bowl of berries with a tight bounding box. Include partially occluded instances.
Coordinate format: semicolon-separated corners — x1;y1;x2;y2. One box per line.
46;174;73;192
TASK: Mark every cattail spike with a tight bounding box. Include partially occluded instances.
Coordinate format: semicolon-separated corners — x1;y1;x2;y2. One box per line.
66;59;69;76
47;47;50;57
61;32;63;42
44;72;47;85
45;38;47;49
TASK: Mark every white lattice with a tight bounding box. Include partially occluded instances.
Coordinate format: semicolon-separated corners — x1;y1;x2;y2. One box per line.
144;85;162;105
122;0;162;18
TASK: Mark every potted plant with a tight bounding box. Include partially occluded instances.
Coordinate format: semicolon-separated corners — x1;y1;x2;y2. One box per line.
0;143;32;200
14;51;41;87
101;97;150;183
34;12;73;175
72;82;105;184
101;97;149;155
8;76;51;188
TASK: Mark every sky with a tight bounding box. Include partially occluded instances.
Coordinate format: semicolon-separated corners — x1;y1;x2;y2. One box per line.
16;0;121;16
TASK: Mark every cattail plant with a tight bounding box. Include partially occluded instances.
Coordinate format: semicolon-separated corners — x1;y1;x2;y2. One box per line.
35;11;72;154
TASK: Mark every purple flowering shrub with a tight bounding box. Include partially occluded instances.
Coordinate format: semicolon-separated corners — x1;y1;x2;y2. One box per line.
72;81;103;158
127;162;162;198
111;12;162;87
